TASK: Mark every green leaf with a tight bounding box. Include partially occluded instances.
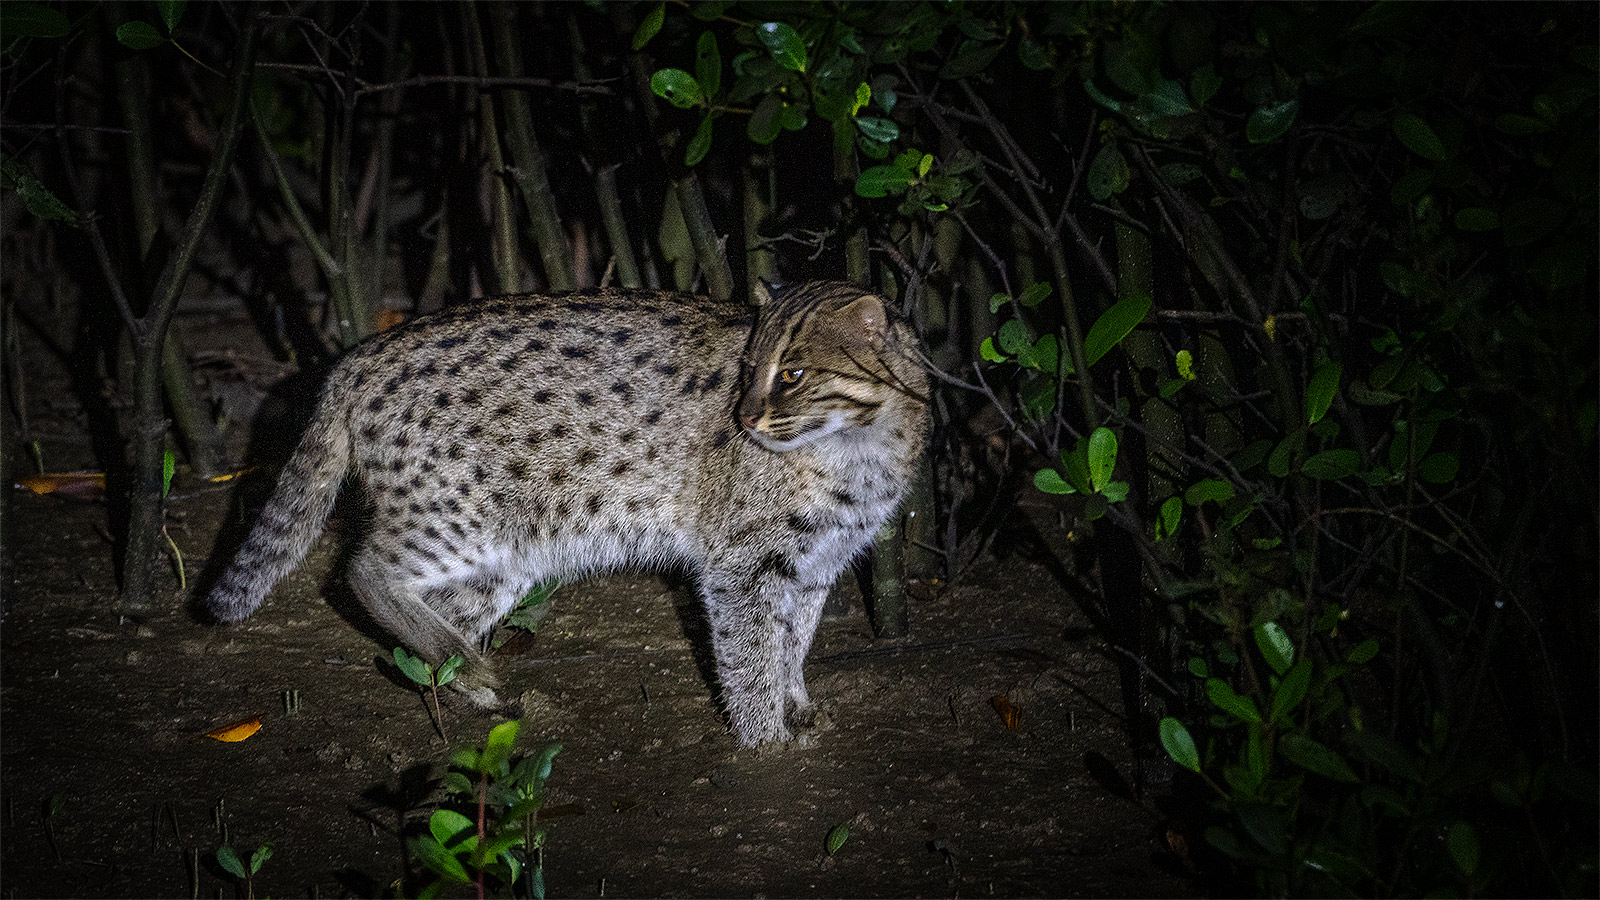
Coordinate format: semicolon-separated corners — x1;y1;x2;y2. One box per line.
695;32;722;99
1060;442;1092;496
430;809;476;847
1347;638;1379;664
1306;361;1341;425
1267;430;1305;478
216;845;246;879
1158;162;1203;186
1453;207;1499;232
1493;112;1549;135
995;319;1030;357
1447;821;1479;876
756;22;806;72
1100;480;1129;503
1087;427;1117;494
1417;452;1459;484
1159;717;1201;772
940;40;1002;79
1081;78;1122;113
1174;349;1195;381
632;3;665;50
854;116;898;143
747;94;783;144
1018;38;1052;71
1205;678;1261;724
0;3;71;39
162;449;176;497
855;164;915;198
1389;169;1434;206
824;822;849;855
440;771;473;796
685;114;714;166
1157;496;1182;540
431;654;460;684
1300;449;1362;481
531;743;562;782
116;20;166;50
1190;64;1221;107
1392;114;1448;162
1246;98;1298;144
1254;622;1294;676
1184;478;1234;507
851;81;871;117
1087;144;1130;201
411;834;472;882
393;647;431;685
481;719;521;775
1237;803;1287;855
1279;733;1359;782
1083;294;1150;366
157;0;186;32
650;69;705;111
1023;334;1059;374
249;842;273;875
0;154;80;226
1271;657;1311;723
1018;282;1052;308
978;337;1006;363
688;0;729;22
1145;79;1194;117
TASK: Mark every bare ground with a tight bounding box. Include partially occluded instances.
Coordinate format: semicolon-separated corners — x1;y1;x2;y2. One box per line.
1;307;1191;899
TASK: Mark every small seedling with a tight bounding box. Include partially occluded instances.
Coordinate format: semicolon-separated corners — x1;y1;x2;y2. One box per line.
161;448;186;589
493;581;559;649
825;821;850;856
410;719;562;899
216;842;272;900
43;794;64;861
394;647;464;744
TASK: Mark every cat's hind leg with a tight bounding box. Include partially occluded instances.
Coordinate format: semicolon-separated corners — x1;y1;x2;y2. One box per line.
348;547;519;713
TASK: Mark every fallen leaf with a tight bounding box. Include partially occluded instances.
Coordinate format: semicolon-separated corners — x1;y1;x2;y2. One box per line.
989;695;1021;732
375;308;408;332
205;716;262;742
206;467;257;484
16;472;106;499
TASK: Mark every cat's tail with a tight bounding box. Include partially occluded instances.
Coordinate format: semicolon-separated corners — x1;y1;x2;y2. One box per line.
206;385;353;623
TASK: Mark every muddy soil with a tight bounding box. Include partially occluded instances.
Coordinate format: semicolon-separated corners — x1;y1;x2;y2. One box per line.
1;306;1191;899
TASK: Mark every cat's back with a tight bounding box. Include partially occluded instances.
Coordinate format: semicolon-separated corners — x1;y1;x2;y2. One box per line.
330;290;753;530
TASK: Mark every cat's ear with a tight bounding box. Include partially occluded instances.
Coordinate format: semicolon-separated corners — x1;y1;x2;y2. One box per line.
839;293;889;350
750;280;775;307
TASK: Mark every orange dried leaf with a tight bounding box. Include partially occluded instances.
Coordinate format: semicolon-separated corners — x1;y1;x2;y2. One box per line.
989;695;1021;732
205;716;262;742
17;472;106;498
206;467;257;484
375;308;408;332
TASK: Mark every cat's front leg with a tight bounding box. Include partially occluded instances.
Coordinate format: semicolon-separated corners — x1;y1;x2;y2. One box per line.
699;569;791;746
776;581;831;730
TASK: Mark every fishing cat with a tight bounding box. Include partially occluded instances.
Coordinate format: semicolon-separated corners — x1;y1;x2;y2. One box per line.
206;281;929;746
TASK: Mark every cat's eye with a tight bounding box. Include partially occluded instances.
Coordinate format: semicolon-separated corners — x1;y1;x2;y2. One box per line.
779;368;804;385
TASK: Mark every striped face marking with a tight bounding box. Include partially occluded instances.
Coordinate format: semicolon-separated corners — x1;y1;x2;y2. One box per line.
737;284;894;452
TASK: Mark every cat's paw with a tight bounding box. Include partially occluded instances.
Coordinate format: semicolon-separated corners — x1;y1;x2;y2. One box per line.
786;700;818;730
444;680;523;718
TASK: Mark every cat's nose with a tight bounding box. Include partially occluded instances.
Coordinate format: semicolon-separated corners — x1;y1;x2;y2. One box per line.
740;412;760;431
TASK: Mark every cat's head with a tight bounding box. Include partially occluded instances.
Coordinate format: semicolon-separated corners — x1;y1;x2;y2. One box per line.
737;281;916;452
